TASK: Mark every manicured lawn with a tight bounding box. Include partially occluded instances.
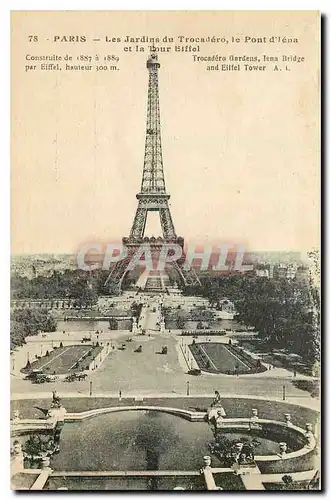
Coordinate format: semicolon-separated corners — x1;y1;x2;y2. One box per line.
21;345;102;375
11;396;318;427
190;343;259;374
12;337;318;400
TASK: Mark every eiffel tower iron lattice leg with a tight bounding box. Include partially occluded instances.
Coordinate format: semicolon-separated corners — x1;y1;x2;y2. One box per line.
105;51;201;293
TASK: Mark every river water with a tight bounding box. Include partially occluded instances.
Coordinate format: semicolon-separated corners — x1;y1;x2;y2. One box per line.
57;319;131;332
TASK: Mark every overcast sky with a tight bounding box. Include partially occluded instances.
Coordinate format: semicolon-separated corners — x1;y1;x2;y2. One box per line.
11;11;319;254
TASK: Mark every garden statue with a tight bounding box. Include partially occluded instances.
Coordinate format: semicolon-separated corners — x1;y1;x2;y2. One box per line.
284;413;292;426
51;390;61;408
208;391;226;432
12;410;20;423
211;390;222;407
279;442;287;456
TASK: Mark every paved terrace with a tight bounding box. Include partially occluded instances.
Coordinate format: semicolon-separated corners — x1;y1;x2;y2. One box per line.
12;333;318;402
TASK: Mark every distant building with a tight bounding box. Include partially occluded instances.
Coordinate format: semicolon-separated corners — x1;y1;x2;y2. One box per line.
269;262;311;281
253;261;309;281
254;263;271;278
255;268;270;278
11;255;76;279
219;298;235;313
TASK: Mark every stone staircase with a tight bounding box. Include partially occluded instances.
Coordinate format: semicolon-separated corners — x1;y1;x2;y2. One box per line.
144;270;166;292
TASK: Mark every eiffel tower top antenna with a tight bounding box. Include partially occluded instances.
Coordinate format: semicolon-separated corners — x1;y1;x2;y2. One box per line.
140;48;167;196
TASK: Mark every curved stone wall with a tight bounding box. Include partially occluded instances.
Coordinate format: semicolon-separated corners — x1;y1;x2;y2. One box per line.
11;397;318;477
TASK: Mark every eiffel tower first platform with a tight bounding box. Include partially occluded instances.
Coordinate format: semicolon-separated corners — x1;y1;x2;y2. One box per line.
105;52;201;294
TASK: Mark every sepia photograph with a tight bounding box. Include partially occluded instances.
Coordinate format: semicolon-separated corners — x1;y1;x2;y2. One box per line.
10;10;320;491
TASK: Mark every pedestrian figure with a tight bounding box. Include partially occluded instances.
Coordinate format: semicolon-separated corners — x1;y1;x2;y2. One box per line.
119;390;122;401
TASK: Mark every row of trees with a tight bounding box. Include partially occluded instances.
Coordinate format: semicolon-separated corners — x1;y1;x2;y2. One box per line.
131;302;143;318
11;309;57;350
11;269;104;307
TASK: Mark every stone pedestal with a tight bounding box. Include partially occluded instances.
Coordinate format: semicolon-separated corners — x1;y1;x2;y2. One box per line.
12;441;24;473
279;442;287;456
305;432;315;448
305;422;313;433
41;455;51;469
160;317;166;333
284;413;292;425
304;424;315;449
47;405;67;423
251;408;258;421
12;410;20;423
132;318;138;335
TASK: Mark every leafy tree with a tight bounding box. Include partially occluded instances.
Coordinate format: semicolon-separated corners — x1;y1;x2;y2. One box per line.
23;435;55;459
11;269;101;304
10;309;56;349
282;475;294;490
131;302;143;318
184;273;319;372
109;318;118;330
176;317;186;329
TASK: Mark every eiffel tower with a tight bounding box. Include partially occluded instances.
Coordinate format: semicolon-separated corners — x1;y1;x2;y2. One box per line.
105;52;201;294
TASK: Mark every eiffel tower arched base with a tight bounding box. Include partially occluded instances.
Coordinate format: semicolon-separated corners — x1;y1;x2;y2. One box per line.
104;238;201;295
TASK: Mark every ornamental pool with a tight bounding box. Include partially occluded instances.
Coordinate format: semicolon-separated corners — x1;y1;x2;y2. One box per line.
50;410;296;472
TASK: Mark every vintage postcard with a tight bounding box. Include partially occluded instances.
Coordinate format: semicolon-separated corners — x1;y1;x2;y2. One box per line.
11;11;320;491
